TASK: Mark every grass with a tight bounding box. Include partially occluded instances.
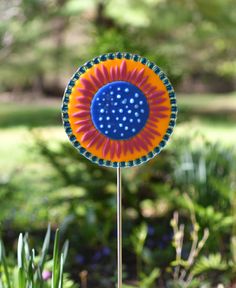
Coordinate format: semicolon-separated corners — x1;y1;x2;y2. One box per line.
175;119;236;144
177;92;236;125
0;127;64;171
178;92;236;110
0;102;60;128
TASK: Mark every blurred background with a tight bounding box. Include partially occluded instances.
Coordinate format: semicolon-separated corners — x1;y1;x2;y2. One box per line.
0;0;236;287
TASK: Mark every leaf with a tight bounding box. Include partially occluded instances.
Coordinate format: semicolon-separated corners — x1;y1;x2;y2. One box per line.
17;234;26;288
170;259;188;268
0;278;4;288
192;253;228;276
52;229;60;288
58;253;64;288
39;224;51;268
0;240;12;288
27;250;34;287
17;234;24;269
131;223;148;256
61;240;69;264
140;268;160;287
18;267;25;288
23;233;30;262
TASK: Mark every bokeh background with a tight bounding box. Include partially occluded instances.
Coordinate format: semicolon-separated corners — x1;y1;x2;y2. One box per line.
0;0;236;287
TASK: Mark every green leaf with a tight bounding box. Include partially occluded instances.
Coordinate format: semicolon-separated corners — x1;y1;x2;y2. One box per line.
192;253;228;276
27;250;34;287
17;234;24;269
140;268;160;287
61;240;69;264
58;253;64;288
18;267;26;288
23;234;30;262
39;224;51;268
131;223;148;256
17;234;26;288
0;240;12;288
52;229;60;288
170;259;189;268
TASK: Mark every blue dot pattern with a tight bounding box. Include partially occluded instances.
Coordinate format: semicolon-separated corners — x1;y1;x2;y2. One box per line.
91;81;149;140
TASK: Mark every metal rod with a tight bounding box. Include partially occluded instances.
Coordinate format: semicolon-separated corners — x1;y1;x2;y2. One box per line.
117;166;122;288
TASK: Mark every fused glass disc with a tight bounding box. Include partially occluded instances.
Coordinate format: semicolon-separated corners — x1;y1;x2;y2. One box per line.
91;81;149;140
62;52;177;168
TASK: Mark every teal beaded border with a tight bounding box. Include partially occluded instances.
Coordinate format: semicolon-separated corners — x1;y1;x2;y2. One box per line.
61;52;177;168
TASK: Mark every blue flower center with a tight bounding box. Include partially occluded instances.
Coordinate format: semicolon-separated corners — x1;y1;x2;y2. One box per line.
91;81;149;140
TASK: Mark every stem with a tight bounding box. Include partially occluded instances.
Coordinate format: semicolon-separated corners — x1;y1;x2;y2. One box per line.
137;254;142;281
117;166;122;288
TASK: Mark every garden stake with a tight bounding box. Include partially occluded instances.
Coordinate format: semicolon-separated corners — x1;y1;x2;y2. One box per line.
62;52;177;287
117;166;122;288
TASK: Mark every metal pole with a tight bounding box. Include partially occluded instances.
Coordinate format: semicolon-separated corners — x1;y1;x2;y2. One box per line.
117;166;122;288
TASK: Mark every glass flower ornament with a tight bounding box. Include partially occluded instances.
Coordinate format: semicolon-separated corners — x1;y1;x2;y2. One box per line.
62;52;177;167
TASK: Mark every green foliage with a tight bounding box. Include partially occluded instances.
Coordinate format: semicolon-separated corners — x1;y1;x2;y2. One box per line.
0;120;236;287
123;268;160;288
169;211;209;287
131;223;148;258
139;268;160;288
171;137;236;252
0;226;77;288
1;0;236;91
124;210;212;288
192;253;228;276
1;130;236;286
172;137;235;208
